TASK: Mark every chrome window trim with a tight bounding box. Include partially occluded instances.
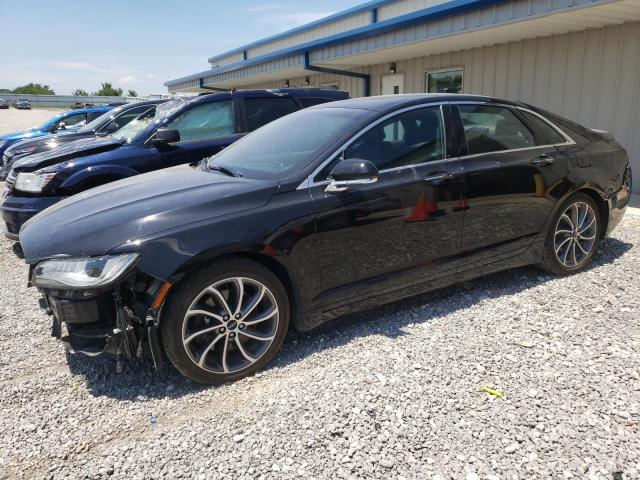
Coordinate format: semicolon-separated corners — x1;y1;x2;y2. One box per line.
514;106;576;146
297;101;576;190
454;101;576;149
298;102;448;190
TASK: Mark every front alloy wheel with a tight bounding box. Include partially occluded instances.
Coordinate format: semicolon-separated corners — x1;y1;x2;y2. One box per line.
161;259;289;384
182;277;279;374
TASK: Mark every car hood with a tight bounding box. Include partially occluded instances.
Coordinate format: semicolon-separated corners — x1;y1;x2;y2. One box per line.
5;131;94;157
6;132;95;154
12;136;123;172
0;129;44;142
20;165;278;263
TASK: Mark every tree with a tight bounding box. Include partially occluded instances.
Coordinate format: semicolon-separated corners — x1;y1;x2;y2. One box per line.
12;83;55;95
0;88;12;94
73;89;89;96
93;82;123;97
127;89;138;97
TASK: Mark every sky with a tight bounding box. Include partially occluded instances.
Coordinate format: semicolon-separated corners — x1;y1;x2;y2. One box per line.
0;0;364;95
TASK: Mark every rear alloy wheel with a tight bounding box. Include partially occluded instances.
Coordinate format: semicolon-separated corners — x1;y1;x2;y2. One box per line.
540;193;601;275
161;260;289;384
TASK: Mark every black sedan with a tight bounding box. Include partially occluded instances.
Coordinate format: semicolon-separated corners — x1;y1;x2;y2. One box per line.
19;94;631;384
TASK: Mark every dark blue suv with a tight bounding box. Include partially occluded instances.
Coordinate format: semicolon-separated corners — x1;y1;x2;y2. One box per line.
1;88;348;240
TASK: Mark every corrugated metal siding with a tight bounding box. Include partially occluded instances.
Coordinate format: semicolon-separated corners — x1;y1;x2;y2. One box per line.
312;0;605;62
203;55;305;84
246;11;371;59
378;0;450;21
241;21;640;193
210;52;245;68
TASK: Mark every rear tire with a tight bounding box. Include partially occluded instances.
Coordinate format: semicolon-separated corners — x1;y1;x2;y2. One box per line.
539;192;601;275
160;258;290;384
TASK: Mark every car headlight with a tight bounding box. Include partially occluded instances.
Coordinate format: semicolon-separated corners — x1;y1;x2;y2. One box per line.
32;253;140;289
14;172;56;193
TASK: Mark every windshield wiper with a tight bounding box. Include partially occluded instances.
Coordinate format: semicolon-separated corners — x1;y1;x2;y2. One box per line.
209;165;238;177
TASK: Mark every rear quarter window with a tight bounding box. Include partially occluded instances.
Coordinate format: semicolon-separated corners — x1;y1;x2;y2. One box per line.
244;97;298;131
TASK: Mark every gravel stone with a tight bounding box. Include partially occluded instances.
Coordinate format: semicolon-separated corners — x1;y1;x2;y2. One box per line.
0;197;638;479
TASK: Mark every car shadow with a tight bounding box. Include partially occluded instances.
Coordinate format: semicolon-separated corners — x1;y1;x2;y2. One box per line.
67;236;633;400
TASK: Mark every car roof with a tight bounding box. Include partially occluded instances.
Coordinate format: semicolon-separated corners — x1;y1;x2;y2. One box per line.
190;87;349;105
312;94;526;113
66;105;114;113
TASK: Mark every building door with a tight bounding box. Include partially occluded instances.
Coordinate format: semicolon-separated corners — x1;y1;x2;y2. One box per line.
381;73;404;95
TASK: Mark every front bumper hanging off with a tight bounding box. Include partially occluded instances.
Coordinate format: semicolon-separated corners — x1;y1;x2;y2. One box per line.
36;277;169;370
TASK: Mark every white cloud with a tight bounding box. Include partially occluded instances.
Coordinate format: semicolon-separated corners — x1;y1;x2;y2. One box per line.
49;61;104;73
118;75;143;85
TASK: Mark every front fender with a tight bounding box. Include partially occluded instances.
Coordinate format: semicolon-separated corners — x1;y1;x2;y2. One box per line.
60;164;140;190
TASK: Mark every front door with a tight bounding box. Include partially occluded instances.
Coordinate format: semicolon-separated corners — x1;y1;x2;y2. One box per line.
310;104;464;313
151;99;242;168
381;73;404;95
453;103;569;263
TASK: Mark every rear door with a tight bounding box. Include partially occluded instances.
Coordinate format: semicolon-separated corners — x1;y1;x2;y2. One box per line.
150;99;244;168
454;103;570;263
240;96;299;132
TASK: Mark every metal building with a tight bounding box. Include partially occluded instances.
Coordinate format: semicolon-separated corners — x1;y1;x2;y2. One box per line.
166;0;640;192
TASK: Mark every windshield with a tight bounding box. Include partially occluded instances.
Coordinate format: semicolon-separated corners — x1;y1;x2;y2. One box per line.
210;107;370;180
78;108;121;133
112;99;185;143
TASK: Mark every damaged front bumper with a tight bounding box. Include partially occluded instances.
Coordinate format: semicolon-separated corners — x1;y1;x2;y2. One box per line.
31;266;169;369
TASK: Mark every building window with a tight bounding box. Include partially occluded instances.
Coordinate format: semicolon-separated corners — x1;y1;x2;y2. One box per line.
320;82;340;90
426;68;463;94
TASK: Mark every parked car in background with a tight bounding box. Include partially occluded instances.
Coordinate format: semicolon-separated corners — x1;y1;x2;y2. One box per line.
1;88;348;240
18;94;631;384
0;99;9;109
0;105;114;160
0;100;167;180
14;99;32;110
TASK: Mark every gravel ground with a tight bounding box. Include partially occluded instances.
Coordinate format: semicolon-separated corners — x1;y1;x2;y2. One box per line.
0;214;638;479
0;108;63;136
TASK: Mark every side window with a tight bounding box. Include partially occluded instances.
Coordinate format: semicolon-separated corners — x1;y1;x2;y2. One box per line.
458;105;534;155
297;97;332;108
518;110;566;145
58;113;87;129
343;106;445;171
245;97;298;131
165;101;234;141
86;112;103;123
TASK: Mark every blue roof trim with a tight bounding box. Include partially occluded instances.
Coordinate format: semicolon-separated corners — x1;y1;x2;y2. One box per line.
167;0;508;87
207;0;396;64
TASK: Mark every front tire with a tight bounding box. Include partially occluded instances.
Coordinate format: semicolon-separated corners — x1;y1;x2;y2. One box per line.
160;259;290;384
539;192;601;275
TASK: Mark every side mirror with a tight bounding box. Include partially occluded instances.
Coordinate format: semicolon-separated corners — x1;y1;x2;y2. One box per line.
152;128;180;147
56;122;66;132
325;158;378;193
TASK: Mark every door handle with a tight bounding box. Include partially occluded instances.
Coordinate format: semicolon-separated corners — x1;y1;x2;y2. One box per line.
423;172;455;185
531;154;555;166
